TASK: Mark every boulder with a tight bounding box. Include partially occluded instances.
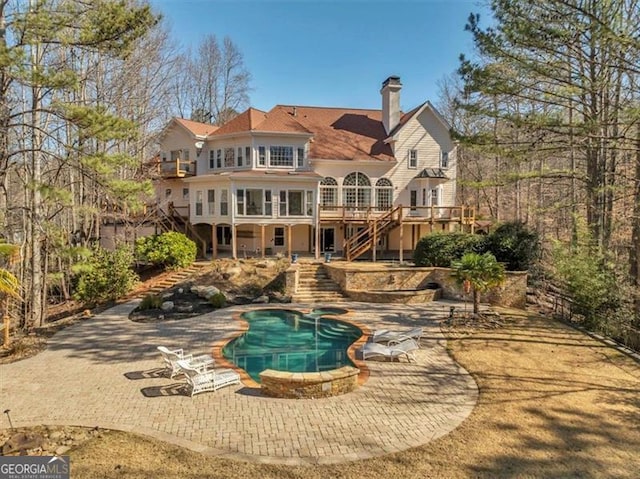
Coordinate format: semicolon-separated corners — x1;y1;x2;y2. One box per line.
161;301;174;311
175;304;194;313
225;266;242;277
252;295;269;304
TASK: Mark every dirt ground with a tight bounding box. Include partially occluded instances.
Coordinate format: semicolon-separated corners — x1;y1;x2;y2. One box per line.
62;308;640;479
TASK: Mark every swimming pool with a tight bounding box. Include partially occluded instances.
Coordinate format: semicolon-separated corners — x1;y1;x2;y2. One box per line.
222;308;361;383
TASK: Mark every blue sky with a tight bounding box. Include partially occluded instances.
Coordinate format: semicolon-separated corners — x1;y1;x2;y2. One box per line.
150;0;486;112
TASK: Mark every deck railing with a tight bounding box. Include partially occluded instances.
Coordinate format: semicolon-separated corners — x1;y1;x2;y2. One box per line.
319;205;475;223
157;159;196;178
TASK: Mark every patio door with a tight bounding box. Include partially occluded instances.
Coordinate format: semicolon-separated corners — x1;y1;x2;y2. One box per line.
320;227;335;252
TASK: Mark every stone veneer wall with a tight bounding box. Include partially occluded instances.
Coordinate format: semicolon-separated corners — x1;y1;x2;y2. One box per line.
325;265;527;309
259;366;360;399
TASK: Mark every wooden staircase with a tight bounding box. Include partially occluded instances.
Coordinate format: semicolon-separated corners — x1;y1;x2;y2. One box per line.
344;206;402;261
150;204;208;257
292;263;348;303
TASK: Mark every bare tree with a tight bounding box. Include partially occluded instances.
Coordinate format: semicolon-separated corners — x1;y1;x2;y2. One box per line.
173;34;250;125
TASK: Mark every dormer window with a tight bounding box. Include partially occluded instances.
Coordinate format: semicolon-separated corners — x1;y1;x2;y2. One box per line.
440;151;449;169
409;149;418;169
297;147;305;168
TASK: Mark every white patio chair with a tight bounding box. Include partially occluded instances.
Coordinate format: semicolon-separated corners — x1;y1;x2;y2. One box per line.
176;360;241;396
157;346;215;378
371;327;423;346
361;338;419;363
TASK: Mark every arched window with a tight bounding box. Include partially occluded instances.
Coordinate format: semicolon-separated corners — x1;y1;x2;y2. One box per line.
375;178;393;211
320;177;338;210
343;172;371;208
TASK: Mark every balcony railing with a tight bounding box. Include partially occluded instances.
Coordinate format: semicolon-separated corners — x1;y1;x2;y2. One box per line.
158;159;196;178
319;205;475;223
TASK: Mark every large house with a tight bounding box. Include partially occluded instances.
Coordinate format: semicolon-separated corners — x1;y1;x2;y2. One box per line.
152;76;474;261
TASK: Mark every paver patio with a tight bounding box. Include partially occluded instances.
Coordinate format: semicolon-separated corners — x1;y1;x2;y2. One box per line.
0;300;478;465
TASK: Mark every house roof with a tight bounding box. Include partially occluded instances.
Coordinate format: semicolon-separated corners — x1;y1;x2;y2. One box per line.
269;105;395;161
169;96;449;163
174;118;218;137
209;108;267;136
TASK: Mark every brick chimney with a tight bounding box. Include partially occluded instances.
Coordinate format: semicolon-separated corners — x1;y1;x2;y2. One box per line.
381;76;402;134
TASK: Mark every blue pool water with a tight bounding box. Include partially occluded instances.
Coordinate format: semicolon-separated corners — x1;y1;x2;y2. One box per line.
222;308;361;382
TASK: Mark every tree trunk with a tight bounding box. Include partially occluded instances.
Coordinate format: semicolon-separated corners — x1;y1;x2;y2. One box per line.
473;289;479;316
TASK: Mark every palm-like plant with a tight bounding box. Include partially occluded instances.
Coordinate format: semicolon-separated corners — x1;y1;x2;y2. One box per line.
451;252;506;316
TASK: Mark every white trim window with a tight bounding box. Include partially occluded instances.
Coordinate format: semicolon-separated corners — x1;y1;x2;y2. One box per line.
245;146;251;166
343;172;371;208
195;190;203;216
258;146;266;167
278;189;313;216
237;147;243;167
375;178;393;211
440;150;449;169
220;189;228;216
269;146;294;167
209;150;215;169
306;191;314;216
182;188;189;201
216;149;222;168
297;147;305;168
409;149;418;169
236;189;245;216
265;190;273;215
224;148;235;168
320;177;338;210
207;189;215;215
430;187;440;206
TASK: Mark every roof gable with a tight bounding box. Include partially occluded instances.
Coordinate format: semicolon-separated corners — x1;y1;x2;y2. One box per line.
387;101;451;140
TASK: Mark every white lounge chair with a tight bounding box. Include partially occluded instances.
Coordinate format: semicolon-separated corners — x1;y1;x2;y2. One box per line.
361;338;419;363
176;360;241;396
371;327;423;346
157;346;215;378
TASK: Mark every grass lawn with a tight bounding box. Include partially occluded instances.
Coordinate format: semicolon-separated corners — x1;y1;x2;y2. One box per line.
69;308;640;478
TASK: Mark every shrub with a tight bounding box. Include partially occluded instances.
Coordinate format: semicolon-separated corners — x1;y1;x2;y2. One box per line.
209;292;226;308
135;232;196;270
138;294;163;310
413;232;487;267
486;221;540;271
74;246;138;303
553;237;621;329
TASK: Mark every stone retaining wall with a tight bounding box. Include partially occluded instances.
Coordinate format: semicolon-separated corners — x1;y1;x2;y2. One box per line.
259;366;360;399
325;264;527;308
344;288;441;304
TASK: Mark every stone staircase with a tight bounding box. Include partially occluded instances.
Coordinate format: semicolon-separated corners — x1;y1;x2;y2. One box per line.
127;263;208;299
292;263;348;303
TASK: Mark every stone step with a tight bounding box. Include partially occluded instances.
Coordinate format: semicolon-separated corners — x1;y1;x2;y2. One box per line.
292;296;348;303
